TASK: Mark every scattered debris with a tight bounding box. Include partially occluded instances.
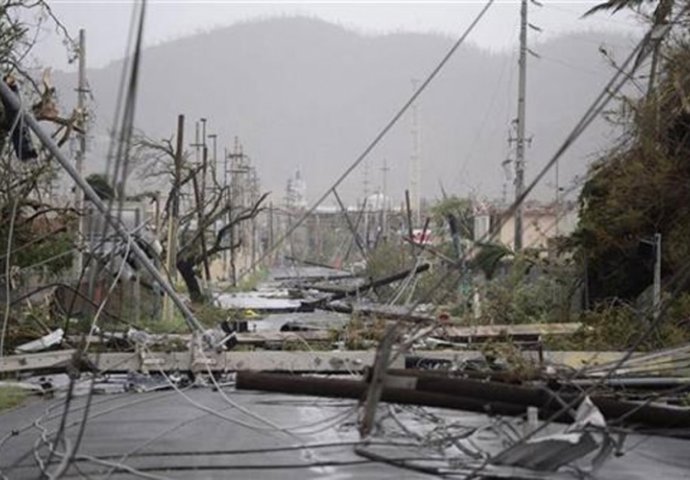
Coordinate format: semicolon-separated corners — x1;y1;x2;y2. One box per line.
14;328;64;354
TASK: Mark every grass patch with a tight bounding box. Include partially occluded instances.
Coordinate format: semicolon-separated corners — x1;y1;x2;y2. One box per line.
0;386;28;412
224;268;269;293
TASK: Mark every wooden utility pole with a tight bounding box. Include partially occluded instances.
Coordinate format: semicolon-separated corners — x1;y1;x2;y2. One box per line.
193;145;212;282
163;114;184;323
359;324;396;438
653;233;662;321
405;189;415;256
514;0;528;252
74;29;87;278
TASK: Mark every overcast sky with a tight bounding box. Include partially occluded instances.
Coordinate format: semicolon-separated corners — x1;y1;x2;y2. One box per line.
30;1;645;71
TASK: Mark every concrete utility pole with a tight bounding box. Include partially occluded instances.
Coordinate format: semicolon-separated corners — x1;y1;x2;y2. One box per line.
381;158;389;242
227;138;248;285
410;79;421;228
74;29;87;278
200;117;208;204
163;114;184;324
208;133;218;184
514;0;528;252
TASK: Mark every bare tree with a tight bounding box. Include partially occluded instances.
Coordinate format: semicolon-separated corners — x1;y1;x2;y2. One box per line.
133;132;269;302
0;2;83;282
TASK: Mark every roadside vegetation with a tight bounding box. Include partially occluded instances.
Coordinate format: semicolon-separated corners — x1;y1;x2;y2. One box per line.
357;2;690;352
0;386;28;412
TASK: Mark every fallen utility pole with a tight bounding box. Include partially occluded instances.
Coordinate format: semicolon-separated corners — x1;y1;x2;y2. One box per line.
162;114;184;325
236;371;690;434
304;263;430;307
360;324;396;437
331;263;430;301
0;81;204;334
237;370;527;417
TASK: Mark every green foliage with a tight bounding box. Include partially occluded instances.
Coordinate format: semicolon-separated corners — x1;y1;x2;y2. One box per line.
19;230;73;275
136;312;189;334
479;255;579;325
139;303;232;334
0;387;28;412
363;241;461;305
0;214;75;276
363;241;414;300
193;303;232;327
585;0;655;15
548;295;690;351
430;195;474;241
572;38;690;302
224;268;268;293
342;314;386;350
471;242;514;280
86;173;116;201
365;242;412;280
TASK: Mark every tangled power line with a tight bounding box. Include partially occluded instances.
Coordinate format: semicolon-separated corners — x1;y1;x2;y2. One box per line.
2;0;690;478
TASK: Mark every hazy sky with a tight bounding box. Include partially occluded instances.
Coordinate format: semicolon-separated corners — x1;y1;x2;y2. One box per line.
31;1;645;71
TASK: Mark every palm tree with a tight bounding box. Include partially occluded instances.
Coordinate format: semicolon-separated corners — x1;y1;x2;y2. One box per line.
586;0;674;96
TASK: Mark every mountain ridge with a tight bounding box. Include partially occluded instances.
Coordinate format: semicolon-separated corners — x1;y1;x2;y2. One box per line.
52;16;639;206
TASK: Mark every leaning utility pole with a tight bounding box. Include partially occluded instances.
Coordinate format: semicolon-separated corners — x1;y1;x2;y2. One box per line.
193;145;212;282
514;0;528;252
381;158;389;242
653;233;662;321
74;28;87;277
0;83;204;333
163;114;184;323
